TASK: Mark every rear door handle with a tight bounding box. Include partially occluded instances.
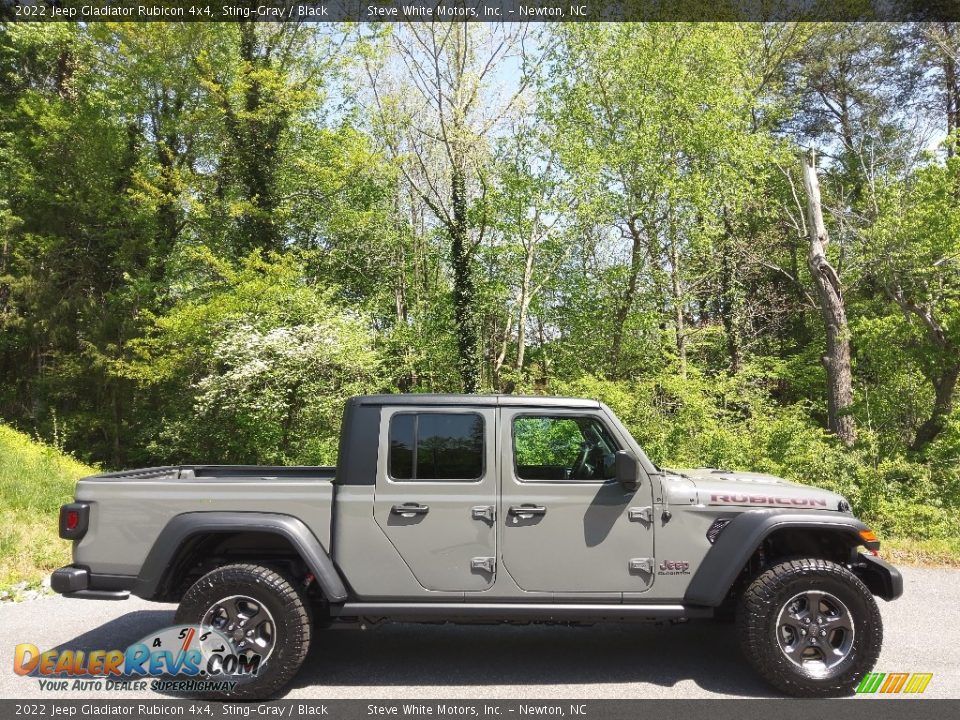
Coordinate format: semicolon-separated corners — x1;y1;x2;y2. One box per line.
508;505;547;518
391;503;429;517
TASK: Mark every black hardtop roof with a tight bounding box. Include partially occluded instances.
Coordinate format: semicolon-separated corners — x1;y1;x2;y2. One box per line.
351;394;601;409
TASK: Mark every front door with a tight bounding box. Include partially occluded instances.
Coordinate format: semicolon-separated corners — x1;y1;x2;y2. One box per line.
500;409;655;593
374;406;497;591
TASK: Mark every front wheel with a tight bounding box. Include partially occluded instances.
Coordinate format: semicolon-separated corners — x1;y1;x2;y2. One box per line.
175;563;312;700
737;558;882;697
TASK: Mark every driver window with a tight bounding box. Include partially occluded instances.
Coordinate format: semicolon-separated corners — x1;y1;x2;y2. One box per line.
513;415;619;482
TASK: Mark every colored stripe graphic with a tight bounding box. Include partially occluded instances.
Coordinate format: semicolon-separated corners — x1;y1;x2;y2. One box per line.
880;673;909;693
856;672;932;694
856;673;885;693
903;674;933;694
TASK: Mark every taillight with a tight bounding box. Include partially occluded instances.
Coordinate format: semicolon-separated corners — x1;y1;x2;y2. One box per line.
59;503;90;540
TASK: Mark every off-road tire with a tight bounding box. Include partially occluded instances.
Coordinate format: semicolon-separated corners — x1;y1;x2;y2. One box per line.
737;558;882;697
175;563;311;700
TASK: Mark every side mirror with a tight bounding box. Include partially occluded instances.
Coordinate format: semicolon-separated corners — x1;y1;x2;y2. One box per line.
615;450;640;492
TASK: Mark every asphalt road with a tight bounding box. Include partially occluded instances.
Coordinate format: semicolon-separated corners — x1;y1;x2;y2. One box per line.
1;566;957;700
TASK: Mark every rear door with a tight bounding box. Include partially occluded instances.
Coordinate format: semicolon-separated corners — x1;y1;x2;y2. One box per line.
374;406;497;592
499;408;655;593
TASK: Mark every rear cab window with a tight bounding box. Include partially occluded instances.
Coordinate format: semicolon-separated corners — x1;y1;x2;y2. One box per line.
388;412;484;481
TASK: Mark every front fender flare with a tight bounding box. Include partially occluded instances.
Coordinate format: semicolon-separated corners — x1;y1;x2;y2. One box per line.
684;510;870;607
133;512;348;603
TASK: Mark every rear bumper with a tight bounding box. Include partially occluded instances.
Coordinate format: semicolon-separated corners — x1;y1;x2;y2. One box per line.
51;565;133;601
854;552;903;601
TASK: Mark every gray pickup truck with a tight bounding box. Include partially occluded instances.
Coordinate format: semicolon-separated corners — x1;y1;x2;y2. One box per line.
52;394;902;698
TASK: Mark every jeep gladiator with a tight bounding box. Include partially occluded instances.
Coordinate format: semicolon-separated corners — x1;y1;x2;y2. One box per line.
52;394;902;698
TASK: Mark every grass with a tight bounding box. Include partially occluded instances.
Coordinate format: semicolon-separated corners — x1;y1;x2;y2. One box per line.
0;424;97;596
882;537;960;568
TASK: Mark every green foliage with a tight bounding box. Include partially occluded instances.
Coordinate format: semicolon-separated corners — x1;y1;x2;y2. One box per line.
121;251;383;465
553;371;960;545
1;23;959;561
514;417;584;468
851;314;933;450
867;156;960;363
0;424;95;593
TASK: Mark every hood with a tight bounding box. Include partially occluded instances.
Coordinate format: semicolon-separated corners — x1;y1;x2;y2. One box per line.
664;467;849;512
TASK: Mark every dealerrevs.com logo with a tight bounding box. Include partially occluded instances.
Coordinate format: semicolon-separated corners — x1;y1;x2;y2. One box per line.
13;624;262;693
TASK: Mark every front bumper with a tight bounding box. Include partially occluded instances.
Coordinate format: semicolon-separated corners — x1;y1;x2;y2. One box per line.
853;553;904;601
51;565;132;600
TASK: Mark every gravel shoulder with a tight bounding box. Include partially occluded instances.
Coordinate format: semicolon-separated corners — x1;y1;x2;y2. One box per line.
1;566;957;700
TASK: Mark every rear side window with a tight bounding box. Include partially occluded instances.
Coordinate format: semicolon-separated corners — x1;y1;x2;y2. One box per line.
389;413;484;481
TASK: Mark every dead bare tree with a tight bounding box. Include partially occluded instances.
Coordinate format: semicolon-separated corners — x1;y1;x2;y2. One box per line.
803;150;856;446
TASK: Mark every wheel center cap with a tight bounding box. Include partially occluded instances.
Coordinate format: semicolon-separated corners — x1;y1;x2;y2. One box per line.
232;629;244;642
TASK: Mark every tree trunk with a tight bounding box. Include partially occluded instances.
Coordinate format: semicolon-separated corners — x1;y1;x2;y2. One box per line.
943;23;958;157
492;312;513;391
610;219;644;375
947;53;957;155
0;236;8;319
803;150;856;446
668;222;687;378
449;158;480;393
720;214;744;375
514;242;536;374
153;99;185;281
912;362;960;449
55;49;76;101
111;379;122;468
221;21;284;256
535;315;550;392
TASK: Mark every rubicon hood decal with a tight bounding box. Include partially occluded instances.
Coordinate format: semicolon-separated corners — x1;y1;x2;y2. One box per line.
665;467;846;510
709;493;828;508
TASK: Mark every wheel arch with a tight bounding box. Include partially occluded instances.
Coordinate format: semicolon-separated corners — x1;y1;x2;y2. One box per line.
133;512;348;603
685;510;872;607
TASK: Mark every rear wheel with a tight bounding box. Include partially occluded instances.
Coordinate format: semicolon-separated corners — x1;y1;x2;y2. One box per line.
175;563;311;699
737;558;882;697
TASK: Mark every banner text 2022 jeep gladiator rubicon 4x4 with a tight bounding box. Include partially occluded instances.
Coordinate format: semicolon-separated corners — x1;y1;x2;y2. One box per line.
52;394;902;698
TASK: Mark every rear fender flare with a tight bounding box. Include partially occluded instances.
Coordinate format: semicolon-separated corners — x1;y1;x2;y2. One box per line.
134;512;348;602
684;510;870;607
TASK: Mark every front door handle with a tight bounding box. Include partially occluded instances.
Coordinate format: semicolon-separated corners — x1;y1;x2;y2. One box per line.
391;503;429;517
508;505;547;519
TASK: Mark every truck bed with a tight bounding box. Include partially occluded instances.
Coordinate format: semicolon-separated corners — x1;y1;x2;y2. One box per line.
73;465;337;577
85;465;337;482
